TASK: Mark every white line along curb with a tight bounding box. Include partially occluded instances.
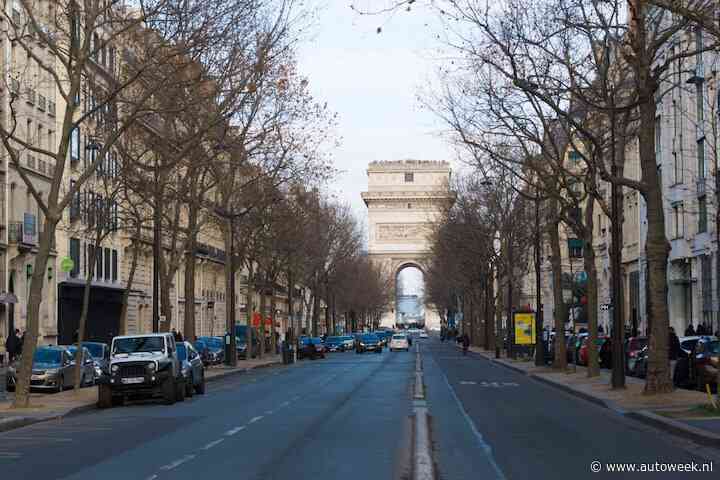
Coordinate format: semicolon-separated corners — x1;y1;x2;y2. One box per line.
414;371;425;399
414;407;435;480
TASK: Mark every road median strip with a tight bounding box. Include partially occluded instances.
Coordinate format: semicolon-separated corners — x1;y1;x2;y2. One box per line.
411;344;436;480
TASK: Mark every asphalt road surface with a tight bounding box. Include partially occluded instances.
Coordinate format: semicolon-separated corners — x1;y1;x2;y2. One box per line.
1;337;719;480
423;338;720;479
0;349;414;480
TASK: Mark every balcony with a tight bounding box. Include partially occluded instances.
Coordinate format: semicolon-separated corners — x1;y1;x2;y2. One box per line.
9;214;37;247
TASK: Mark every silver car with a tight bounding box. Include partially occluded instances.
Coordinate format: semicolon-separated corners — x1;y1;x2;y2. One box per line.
65;345;99;387
6;346;79;393
177;341;206;397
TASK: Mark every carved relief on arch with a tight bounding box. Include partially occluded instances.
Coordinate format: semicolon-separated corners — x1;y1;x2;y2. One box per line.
376;223;430;242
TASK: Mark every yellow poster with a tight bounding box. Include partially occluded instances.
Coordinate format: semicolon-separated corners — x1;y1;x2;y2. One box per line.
514;313;536;345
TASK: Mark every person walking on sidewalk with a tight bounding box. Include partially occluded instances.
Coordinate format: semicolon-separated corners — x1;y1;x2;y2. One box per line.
6;329;20;363
684;324;696;336
461;333;470;356
669;327;680;382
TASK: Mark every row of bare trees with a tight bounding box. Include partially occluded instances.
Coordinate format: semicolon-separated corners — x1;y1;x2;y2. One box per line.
3;0;361;408
363;0;720;394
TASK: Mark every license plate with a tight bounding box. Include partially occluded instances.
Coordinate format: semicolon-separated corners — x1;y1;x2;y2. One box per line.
121;377;145;384
31;375;43;380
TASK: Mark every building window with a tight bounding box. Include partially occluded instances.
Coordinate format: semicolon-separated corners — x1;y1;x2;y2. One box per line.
69;238;80;278
96;246;103;280
407;203;412;209
112;250;118;282
671;202;684;239
568;238;583;258
404;172;414;183
698;196;707;233
70;127;80;161
104;248;111;281
697;138;705;179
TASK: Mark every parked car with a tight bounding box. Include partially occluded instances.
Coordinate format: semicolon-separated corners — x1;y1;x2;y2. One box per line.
193;339;212;366
356;333;382;354
304;337;326;360
98;333;184;408
297;336;311;360
68;341;109;379
197;336;225;364
389;334;410;352
5;346;78;393
177;341;206;397
625;336;648;376
633;346;649;378
340;335;355;351
324;336;346;352
674;336;719;391
65;345;100;387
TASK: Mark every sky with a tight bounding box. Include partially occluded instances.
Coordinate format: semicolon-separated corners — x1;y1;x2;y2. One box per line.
296;2;455;221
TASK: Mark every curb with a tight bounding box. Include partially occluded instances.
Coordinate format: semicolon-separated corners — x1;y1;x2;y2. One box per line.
474;349;720;446
413;407;435;480
0;360;283;434
625;411;720;447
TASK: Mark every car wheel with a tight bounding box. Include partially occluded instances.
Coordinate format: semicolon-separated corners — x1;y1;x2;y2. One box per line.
55;376;64;394
98;384;113;409
186;376;194;398
176;378;186;402
195;372;206;395
162;377;176;405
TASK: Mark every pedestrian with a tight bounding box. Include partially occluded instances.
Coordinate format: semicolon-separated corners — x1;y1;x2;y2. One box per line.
5;330;18;364
684;324;696;336
668;326;680;382
177;331;184;342
461;333;470;355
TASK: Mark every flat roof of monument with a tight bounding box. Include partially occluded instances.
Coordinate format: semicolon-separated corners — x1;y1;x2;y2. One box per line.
367;160;450;172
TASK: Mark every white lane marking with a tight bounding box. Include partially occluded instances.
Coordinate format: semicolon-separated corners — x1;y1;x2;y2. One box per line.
292;395;300;401
248;416;264;424
160;454;196;471
200;439;225;450
145;475;158;480
265;410;274;415
459;381;477;385
224;426;246;436
280;401;290;407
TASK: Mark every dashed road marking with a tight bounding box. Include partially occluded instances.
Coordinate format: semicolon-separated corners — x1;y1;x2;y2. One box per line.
160;454;196;471
145;475;158;480
249;416;264;424
200;439;225;450
224;426;246;436
265;410;274;415
459;381;477;385
280;401;290;407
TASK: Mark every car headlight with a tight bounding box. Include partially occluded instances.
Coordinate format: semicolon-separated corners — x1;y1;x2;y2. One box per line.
147;362;156;371
111;364;119;373
95;366;103;376
360;343;365;347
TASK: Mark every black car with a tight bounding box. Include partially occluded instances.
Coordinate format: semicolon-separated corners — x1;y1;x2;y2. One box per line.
674;336;719;391
356;334;382;354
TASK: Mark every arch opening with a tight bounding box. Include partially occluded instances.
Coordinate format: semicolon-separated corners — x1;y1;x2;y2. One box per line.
395;264;425;328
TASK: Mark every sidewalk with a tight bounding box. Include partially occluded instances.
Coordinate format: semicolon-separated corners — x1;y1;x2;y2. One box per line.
466;345;720;447
0;354;282;433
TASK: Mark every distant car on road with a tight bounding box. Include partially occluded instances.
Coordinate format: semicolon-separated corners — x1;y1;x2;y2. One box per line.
324;336;346;352
6;346;78;393
356;334;382;354
389;334;410;352
419;331;428;339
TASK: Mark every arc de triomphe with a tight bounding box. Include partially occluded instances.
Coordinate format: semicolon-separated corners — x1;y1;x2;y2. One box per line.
361;160;454;330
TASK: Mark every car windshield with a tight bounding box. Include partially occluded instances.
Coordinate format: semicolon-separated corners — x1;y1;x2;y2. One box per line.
176;343;188;361
362;334;379;342
194;341;207;350
310;338;323;345
82;343;105;359
33;349;62;365
682;339;699;351
299;337;311;345
392;335;407;340
342;336;354;341
200;337;223;349
326;337;342;343
113;337;164;354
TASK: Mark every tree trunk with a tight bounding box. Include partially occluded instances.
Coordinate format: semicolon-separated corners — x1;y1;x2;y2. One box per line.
287;268;294;342
259;288;267;359
640;97;672;394
270;293;277;354
183;240;197;341
160;279;173;334
312;286;320;336
119;238;141;336
74;246;98;391
547;203;567;370
583;201;600;377
12;220;56;408
485;267;495;351
245;261;255;360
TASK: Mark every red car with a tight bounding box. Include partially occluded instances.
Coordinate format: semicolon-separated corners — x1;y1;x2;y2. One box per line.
578;336;609;366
